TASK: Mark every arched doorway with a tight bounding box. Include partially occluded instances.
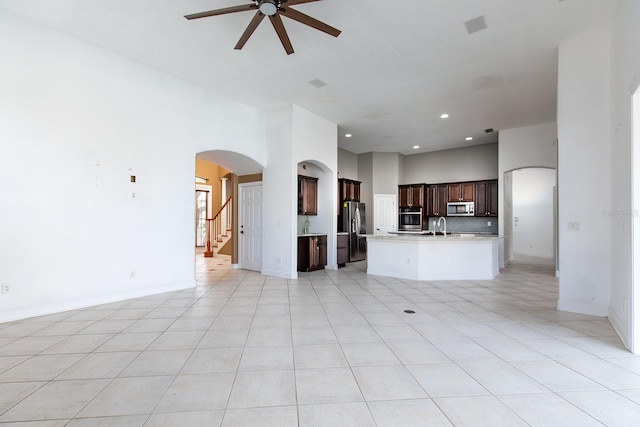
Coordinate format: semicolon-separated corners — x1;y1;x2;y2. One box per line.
195;150;264;272
297;159;338;271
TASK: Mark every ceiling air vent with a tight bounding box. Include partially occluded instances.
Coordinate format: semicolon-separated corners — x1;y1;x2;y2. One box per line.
484;128;495;133
465;15;487;35
309;78;327;88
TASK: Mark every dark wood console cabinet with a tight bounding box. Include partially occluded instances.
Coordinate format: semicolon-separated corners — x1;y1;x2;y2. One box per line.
297;235;327;272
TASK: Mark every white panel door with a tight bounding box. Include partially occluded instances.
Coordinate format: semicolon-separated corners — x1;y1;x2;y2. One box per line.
239;183;262;272
374;194;397;235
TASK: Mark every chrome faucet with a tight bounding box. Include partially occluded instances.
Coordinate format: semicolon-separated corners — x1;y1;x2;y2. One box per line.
437;216;447;236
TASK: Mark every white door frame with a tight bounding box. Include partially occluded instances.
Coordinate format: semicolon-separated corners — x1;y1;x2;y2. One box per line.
238;182;263;272
632;85;640;353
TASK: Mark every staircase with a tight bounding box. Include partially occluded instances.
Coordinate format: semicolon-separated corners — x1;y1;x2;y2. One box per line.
204;196;232;257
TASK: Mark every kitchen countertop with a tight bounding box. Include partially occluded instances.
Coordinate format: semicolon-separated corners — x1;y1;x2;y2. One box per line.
298;233;327;237
369;234;498;242
385;231;498;238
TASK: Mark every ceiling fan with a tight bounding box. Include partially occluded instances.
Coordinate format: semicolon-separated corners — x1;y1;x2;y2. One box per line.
184;0;341;55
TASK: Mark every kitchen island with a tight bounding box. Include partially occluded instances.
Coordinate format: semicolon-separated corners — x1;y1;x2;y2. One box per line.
367;234;499;281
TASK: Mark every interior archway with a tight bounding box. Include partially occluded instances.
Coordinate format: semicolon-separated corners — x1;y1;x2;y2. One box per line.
195;150;264;272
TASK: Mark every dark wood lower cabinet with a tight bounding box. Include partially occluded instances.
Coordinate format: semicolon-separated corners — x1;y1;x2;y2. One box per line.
297;235;327;272
337;234;349;267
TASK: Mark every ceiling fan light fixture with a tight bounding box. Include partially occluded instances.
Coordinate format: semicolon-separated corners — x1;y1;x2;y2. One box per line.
259;0;278;16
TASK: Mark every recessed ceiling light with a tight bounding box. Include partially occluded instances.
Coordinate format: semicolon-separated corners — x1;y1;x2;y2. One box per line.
413;145;420;149
345;133;352;138
465;137;473;141
440;113;449;119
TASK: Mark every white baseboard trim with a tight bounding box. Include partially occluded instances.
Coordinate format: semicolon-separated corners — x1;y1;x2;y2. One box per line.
0;281;195;324
261;268;296;279
608;307;632;352
557;299;608;317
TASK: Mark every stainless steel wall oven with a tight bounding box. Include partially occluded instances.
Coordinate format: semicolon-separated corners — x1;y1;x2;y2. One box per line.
399;207;422;230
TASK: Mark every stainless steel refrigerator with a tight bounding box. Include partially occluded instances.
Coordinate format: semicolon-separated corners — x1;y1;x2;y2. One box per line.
342;201;367;262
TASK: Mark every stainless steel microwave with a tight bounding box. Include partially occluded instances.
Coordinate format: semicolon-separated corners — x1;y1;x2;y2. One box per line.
446;202;475;216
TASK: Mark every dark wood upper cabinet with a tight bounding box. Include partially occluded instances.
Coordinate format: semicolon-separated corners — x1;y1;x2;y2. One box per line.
475;180;498;217
398;184;425;208
427;184;448;217
298;175;318;215
338;178;361;203
337;178;361;230
447;182;475;202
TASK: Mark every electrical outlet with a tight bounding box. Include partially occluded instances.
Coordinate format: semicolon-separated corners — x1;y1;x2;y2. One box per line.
1;283;10;294
129;270;136;279
487;221;491;226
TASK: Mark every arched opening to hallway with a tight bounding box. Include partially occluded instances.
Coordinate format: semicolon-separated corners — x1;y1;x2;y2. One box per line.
194;150;264;284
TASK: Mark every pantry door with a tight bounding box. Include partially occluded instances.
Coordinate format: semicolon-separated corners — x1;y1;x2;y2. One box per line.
374;194;397;235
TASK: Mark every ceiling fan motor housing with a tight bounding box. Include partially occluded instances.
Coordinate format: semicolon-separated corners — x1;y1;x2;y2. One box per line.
258;0;279;16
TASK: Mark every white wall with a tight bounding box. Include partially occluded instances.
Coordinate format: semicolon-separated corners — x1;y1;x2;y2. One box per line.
0;9;267;321
609;0;640;352
498;122;557;265
338;148;359;180
401;143;498;184
357;153;374;234
557;25;612;317
0;9;335;321
372;153;401;195
512;168;556;259
261;106;295;278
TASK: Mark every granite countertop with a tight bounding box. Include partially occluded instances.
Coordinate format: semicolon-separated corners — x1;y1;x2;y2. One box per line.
368;233;498;242
298;233;327;237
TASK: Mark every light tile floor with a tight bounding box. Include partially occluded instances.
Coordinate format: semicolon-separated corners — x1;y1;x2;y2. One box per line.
1;254;640;426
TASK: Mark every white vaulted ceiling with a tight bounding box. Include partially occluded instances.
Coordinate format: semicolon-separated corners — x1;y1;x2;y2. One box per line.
0;0;613;154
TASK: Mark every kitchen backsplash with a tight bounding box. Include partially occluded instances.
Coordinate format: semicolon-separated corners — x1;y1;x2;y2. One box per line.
297;215;311;235
426;216;498;234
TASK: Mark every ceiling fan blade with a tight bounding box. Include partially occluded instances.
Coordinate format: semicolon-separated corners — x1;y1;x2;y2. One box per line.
282;0;322;5
235;11;266;50
269;14;294;55
184;4;256;20
280;7;341;37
